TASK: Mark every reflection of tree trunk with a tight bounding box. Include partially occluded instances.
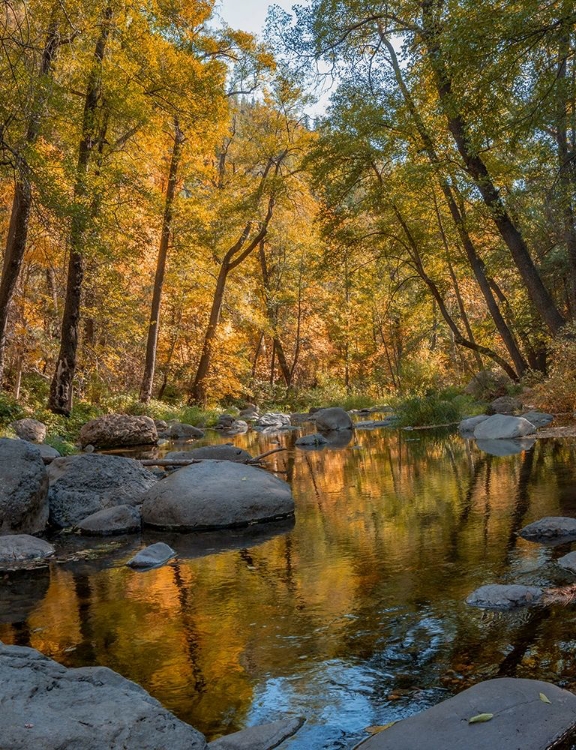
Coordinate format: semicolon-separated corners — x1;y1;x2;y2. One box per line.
497;607;550;677
73;574;97;662
446;455;488;562
171;564;206;693
11;620;31;647
505;447;536;554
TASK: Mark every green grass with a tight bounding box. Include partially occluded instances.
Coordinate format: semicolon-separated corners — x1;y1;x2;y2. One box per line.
393;389;484;427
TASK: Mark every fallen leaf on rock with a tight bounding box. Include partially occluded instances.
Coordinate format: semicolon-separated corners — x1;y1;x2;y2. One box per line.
539;693;551;704
365;722;397;734
468;713;494;724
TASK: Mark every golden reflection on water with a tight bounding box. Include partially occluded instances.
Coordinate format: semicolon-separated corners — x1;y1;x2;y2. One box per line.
2;430;576;747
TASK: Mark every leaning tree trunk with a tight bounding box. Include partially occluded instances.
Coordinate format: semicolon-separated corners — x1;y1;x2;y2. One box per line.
48;2;112;415
420;0;566;336
0;11;61;384
140;119;185;403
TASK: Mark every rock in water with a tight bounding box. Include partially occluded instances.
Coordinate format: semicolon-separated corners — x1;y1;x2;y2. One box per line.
127;542;176;568
521;410;554;428
458;415;489;435
255;413;291;429
315;407;353;431
0;642;207;749
557;551;576;574
48;454;157;528
208;717;305;749
519;516;576;543
164;422;205;440
295;433;328;447
12;418;47;443
0;535;55;566
166;445;252;462
78;414;157;449
473;414;535;440
77;505;141;536
466;584;543;609
0;438;49;535
142;461;294;531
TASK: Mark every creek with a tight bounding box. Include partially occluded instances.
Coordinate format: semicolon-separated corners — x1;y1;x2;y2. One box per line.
2;427;576;748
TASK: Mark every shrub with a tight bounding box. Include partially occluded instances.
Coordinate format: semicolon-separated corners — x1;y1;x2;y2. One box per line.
531;331;576;413
394;390;481;427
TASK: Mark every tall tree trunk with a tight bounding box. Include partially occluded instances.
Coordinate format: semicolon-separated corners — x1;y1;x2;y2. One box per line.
49;2;113;415
140;119;185;403
258;240;291;386
0;11;61;384
420;0;566;335
378;29;530;374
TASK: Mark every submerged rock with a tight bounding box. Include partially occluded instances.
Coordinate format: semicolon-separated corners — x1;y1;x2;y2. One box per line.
48;454;156;528
519;516;576;543
12;418;46;443
0;535;55;566
208;717;305;749
79;414;157;449
127;542;175;569
166;445;252;462
473;414;535;440
315;407;353;431
0;642;207;749
77;505;141;536
466;584;543;610
0;438;49;535
357;677;576;750
142;460;294;531
295;433;328;447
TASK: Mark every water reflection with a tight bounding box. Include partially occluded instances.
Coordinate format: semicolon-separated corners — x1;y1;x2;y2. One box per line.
1;429;576;748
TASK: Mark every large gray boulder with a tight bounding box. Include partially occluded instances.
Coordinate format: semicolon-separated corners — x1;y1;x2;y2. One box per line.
519;516;576;543
473;414;535;440
466;584;543;610
357;677;576;750
166;445;252;462
315;407;353;431
0;535;55;566
48;454;157;528
0;438;49;535
0;642;207;749
78;414;157;449
142;461;294;531
77;505;141;536
12;418;46;443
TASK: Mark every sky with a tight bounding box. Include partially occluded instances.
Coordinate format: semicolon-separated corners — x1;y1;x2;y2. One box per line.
216;0;294;35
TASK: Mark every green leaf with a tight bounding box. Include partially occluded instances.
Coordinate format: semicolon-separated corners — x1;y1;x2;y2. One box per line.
468;713;494;724
539;693;551;704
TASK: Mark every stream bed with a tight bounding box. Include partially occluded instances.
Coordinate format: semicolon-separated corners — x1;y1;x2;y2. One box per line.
2;427;576;748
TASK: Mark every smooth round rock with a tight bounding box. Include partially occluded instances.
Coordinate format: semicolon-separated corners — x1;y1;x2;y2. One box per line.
295;433;328;447
315;407;353;431
521;410;554;428
473;414;535;440
166;445;252;462
0;535;55;565
77;505;141;536
142;460;294;531
127;542;176;569
0;438;49;535
12;418;47;443
519;516;576;542
466;584;543;610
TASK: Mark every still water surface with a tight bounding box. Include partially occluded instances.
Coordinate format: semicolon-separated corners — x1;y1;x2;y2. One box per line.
2;427;576;748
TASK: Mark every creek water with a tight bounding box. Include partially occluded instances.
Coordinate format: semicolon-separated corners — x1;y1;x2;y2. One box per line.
2;427;576;748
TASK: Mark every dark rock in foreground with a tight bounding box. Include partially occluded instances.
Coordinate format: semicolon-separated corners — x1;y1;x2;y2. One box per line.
208;717;305;749
0;534;55;566
142;461;294;531
48;454;157;528
79;414;157;449
357;677;576;749
77;505;141;536
466;584;543;610
127;542;175;569
0;642;207;749
166;445;252;462
0;438;49;535
519;516;576;543
315;407;353;431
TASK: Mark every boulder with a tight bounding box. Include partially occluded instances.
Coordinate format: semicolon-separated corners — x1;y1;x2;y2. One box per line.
473;414;535;440
255;413;291;429
78;414;157;449
0;642;207;749
488;395;522;415
163;422;205;440
77;505;141;536
215;414;235;430
466;584;543;610
475;438;535;457
295;433;328;447
557;551;576;574
208;717;305;750
458;415;489;435
315;407;353;431
0;438;49;535
32;443;61;459
127;542;176;569
142;460;294;531
0;535;55;566
47;454;157;528
521;411;554;428
519;516;576;543
12;418;46;443
464;369;511;399
166;445;252;462
357;677;576;750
